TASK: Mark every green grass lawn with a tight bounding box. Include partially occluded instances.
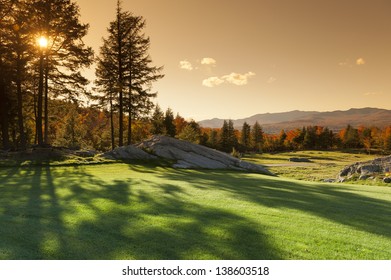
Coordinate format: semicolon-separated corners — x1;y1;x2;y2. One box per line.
1;162;390;260
244;151;378;182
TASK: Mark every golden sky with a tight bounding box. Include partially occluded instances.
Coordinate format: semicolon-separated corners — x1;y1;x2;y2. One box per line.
77;0;391;120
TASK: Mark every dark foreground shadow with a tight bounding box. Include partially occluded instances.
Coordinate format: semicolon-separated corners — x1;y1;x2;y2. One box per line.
0;165;280;259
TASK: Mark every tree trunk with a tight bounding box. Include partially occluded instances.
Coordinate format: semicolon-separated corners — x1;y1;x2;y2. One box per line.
127;101;132;145
0;83;10;150
16;52;26;149
127;64;132;145
117;1;124;147
44;56;49;145
33;86;37;145
119;90;123;146
110;92;115;150
36;53;44;146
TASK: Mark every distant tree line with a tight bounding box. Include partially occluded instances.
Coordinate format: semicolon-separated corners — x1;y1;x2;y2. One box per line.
191;122;391;155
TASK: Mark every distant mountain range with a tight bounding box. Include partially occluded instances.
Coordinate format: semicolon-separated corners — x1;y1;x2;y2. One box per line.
199;108;391;134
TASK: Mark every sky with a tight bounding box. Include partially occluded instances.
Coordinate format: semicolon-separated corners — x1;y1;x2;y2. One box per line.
76;0;391;121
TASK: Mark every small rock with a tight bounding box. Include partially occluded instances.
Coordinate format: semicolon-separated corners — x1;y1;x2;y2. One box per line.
323;178;336;183
383;177;391;184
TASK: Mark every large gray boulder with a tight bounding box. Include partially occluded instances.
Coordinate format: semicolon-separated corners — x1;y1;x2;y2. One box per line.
338;155;391;182
137;135;275;176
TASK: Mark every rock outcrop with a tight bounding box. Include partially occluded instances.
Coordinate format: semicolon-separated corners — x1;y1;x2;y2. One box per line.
338;155;391;182
137;135;275;176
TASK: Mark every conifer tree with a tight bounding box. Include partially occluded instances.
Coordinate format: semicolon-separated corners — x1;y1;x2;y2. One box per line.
219;120;238;152
164;108;176;137
95;0;163;147
150;104;165;135
206;129;218;149
0;0;14;149
251;121;264;152
240;122;251;151
30;0;94;146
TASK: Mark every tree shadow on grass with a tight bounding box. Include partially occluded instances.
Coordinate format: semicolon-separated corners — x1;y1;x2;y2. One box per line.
0;165;280;259
1;163;390;259
155;168;391;240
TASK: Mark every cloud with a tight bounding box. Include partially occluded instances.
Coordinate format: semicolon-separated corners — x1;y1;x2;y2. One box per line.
356;58;366;66
202;72;256;87
267;77;277;84
201;57;217;66
179;60;193;71
202;77;225;87
364;91;382;96
338;58;366;67
338;61;350;67
222;72;256;86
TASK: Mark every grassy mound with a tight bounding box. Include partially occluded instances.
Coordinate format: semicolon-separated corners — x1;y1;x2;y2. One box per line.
0;163;390;259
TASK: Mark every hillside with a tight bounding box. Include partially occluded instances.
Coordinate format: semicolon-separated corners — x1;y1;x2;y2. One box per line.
199;107;391;133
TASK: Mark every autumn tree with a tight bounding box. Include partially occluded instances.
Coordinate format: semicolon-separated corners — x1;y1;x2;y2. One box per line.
384;126;391;152
178;120;201;144
173;113;187;136
53;103;85;149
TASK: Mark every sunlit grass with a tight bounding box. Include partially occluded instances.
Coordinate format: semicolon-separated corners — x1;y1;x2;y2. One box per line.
244;151;378;182
0;163;390;259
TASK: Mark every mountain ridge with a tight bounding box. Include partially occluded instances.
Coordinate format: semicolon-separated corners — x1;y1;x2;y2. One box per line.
198;107;391;134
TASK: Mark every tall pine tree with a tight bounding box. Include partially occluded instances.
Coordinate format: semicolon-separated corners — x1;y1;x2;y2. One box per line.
95;0;163;148
31;0;94;146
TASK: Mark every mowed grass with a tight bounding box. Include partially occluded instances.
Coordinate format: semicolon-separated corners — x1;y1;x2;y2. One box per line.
244;151;378;182
0;163;390;260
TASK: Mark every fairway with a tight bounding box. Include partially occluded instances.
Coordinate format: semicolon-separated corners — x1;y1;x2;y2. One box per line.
0;163;390;260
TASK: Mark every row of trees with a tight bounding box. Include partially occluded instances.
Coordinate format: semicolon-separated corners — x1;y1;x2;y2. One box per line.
2;86;390;154
196;122;391;154
148;112;391;154
0;0;162;150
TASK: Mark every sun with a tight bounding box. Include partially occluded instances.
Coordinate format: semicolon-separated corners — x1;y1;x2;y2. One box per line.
38;36;48;48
